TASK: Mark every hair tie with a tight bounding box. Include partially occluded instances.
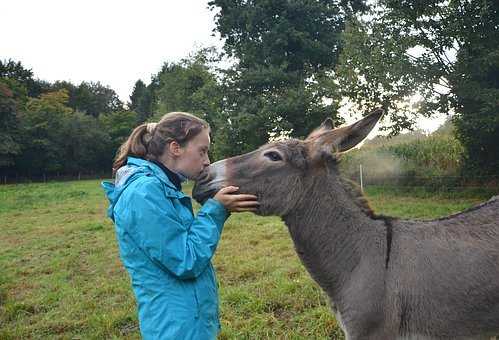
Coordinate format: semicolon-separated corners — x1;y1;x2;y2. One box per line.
146;122;158;134
143;122;158;145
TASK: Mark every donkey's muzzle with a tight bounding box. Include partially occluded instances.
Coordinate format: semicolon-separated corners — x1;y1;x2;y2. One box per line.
192;187;218;205
193;170;218;204
193;161;228;205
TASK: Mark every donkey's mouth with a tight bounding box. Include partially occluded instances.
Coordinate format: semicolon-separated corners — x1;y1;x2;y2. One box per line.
192;184;218;205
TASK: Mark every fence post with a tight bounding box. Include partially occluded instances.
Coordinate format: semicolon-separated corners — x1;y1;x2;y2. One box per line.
78;172;81;181
359;164;364;193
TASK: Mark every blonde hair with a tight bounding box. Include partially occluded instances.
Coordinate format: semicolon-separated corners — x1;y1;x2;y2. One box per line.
113;112;210;174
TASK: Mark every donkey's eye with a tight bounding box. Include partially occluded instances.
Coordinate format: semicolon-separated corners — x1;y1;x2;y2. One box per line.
264;151;283;162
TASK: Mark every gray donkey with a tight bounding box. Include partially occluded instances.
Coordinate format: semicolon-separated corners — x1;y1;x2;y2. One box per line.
193;109;499;340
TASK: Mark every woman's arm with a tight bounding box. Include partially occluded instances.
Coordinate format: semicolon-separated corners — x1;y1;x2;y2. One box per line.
118;177;228;279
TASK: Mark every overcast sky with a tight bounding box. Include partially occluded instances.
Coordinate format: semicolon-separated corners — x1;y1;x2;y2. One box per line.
1;0;221;101
1;0;445;132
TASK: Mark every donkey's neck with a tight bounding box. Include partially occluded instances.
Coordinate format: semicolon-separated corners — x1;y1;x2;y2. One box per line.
282;167;387;302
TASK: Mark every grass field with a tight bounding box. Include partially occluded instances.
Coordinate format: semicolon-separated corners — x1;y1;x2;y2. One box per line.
0;180;496;339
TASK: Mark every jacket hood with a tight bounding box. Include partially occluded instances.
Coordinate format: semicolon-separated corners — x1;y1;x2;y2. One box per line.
102;157;182;221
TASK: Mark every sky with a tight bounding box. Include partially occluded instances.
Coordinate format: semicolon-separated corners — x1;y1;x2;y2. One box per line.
1;0;222;101
1;0;446;133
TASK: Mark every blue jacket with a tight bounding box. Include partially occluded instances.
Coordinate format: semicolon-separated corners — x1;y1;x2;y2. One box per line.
102;157;228;339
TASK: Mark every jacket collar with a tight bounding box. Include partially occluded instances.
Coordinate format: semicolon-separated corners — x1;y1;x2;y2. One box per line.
149;159;182;191
126;156;185;195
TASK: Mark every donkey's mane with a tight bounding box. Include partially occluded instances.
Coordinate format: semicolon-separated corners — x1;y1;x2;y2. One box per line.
338;177;394;223
338;178;499;223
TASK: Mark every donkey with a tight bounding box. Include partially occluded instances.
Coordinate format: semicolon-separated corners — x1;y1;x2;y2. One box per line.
192;109;499;340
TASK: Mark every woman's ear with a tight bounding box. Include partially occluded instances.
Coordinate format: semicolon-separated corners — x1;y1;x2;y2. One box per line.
168;140;183;157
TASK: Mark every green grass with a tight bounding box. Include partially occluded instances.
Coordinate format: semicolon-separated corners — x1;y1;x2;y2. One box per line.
0;180;496;339
365;185;496;220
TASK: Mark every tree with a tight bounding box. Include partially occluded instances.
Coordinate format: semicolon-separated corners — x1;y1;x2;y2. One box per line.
15;88;116;175
336;0;499;177
209;0;367;156
451;20;499;177
129;79;146;111
60;110;111;173
0;59;135;175
129;80;154;122
0;59;48;97
0;78;26;169
50;80;78;104
62;81;124;117
139;48;228;159
50;80;124;117
16;90;72;175
151;48;224;137
99;110;138;159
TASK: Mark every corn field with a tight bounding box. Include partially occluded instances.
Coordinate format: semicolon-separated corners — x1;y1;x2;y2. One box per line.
340;128;497;188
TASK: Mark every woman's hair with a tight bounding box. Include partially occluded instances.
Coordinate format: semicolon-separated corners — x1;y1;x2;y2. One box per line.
113;112;210;174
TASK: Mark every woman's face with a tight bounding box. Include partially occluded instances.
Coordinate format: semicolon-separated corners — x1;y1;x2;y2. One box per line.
174;129;211;180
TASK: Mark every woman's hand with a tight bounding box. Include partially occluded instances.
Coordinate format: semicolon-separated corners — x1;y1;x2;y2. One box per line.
213;186;259;213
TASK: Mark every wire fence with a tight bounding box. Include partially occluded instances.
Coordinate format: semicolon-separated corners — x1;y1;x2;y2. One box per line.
345;164;499;192
0;172;112;185
2;167;498;193
356;175;499;187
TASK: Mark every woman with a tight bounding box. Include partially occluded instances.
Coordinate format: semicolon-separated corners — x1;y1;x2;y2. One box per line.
102;112;259;339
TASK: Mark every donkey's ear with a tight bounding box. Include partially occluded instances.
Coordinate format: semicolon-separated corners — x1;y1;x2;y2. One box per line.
308;108;383;159
332;108;384;152
321;118;335;130
305;117;336;140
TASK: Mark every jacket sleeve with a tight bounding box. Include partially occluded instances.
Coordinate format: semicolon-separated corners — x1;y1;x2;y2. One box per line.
122;177;229;280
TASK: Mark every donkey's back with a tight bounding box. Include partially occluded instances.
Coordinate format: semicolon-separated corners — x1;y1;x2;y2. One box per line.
387;195;499;339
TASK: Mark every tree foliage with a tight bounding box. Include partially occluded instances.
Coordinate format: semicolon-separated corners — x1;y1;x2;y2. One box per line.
12;89;122;176
0;60;134;177
51;80;124;117
99;110;138;157
336;0;499;176
2;0;497;181
451;12;499;176
209;0;367;156
16;90;72;174
152;48;223;125
0;59;48;97
0;78;26;167
129;79;154;122
143;48;226;158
